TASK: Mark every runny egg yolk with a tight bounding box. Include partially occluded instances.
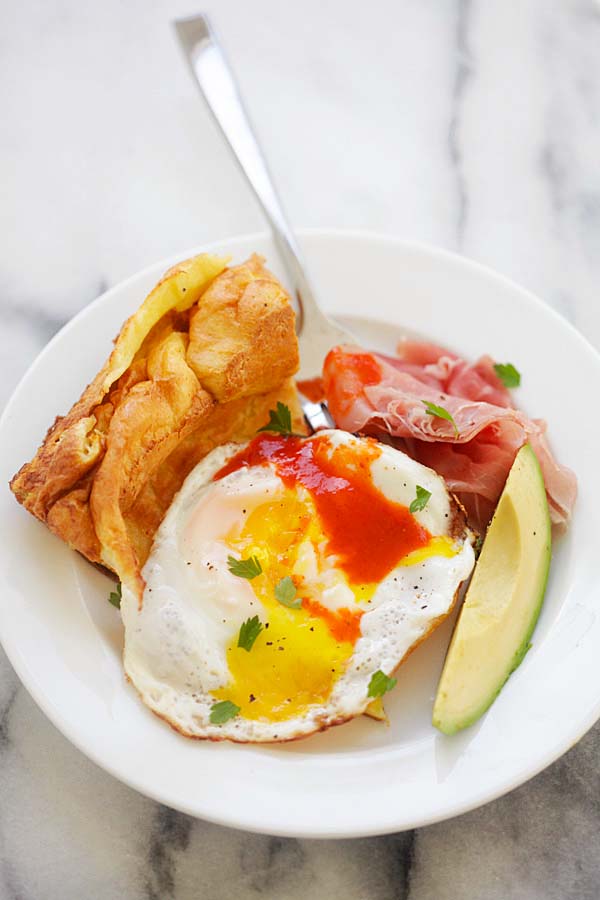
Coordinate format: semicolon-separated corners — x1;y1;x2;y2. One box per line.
211;493;361;721
211;434;460;722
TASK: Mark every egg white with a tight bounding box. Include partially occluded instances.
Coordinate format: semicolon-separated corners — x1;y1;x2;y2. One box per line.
121;431;474;742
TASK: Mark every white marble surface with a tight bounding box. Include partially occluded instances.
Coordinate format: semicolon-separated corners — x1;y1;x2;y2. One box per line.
3;0;600;897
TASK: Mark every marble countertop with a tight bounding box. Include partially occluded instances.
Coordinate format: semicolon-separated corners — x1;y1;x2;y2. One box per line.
3;0;600;897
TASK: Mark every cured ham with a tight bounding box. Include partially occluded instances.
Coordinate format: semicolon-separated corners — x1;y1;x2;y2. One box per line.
323;344;577;532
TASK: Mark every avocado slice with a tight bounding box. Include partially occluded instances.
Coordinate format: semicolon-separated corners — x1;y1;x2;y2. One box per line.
432;443;551;735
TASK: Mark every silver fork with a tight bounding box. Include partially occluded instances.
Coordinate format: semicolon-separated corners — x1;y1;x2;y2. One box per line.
174;14;354;429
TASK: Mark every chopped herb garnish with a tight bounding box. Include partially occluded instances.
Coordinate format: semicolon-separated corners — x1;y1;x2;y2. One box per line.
410;485;431;514
209;700;240;724
108;582;122;609
237;615;263;652
227;554;262;579
423;400;459;437
493;362;521;388
473;534;484;557
274;576;302;609
257;401;293;436
367;669;397;699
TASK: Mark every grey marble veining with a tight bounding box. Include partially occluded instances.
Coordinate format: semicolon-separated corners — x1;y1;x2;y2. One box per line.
2;1;600;897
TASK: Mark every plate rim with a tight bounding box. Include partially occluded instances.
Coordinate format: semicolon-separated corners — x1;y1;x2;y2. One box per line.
1;228;599;838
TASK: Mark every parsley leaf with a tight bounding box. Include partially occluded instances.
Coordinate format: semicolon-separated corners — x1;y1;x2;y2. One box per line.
422;400;459;437
409;485;431;514
227;554;262;579
237;615;263;652
210;700;240;724
108;582;122;609
257;401;293;435
493;362;521;389
274;576;302;609
367;670;397;699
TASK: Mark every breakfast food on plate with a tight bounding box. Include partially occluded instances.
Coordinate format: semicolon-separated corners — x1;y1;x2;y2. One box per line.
10;253;303;599
323;342;577;533
9;248;577;743
321;339;577;733
121;428;475;741
433;444;551;733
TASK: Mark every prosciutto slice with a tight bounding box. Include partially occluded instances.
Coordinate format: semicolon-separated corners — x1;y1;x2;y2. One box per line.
323;343;577;532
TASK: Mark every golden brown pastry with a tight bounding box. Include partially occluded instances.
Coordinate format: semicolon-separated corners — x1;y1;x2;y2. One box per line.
11;253;303;599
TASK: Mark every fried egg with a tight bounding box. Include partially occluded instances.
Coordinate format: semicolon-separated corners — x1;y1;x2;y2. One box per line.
121;430;474;742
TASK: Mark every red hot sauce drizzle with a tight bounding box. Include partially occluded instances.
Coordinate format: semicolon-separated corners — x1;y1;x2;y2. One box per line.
214;433;431;585
296;376;325;403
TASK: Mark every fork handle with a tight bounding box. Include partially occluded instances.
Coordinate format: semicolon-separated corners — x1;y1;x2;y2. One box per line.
174;14;318;331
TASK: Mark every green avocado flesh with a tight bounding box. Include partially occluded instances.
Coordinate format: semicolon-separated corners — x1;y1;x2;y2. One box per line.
432;443;551;735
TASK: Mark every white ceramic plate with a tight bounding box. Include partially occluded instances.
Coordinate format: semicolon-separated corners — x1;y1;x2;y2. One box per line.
1;231;598;838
